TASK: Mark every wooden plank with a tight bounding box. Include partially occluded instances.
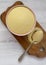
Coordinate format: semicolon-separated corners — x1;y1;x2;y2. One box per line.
1;1;46;57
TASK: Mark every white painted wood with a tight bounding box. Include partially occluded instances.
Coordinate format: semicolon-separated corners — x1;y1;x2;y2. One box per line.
0;0;46;65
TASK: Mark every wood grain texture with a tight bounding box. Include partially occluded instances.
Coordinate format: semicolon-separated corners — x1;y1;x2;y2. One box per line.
1;1;46;58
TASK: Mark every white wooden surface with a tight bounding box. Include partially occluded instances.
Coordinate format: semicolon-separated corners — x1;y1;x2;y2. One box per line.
0;0;46;65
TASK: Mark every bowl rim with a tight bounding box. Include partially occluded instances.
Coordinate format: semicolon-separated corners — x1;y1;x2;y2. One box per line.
6;5;36;36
